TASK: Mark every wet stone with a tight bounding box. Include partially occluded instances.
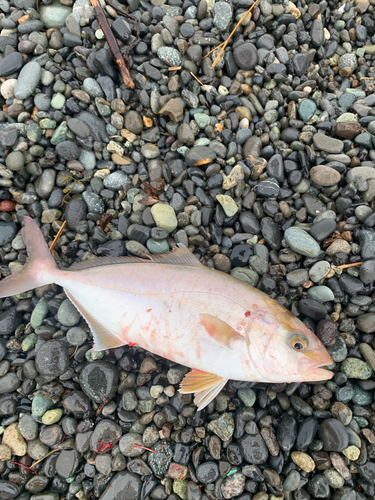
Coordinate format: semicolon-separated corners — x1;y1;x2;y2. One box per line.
79;361;119;403
35;341;69;377
319;419;349;452
149;440;174;474
233;43;258;70
100;471;142;500
196;461;219;484
239;433;269;464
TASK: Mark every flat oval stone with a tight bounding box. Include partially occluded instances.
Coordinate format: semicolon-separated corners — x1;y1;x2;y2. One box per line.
310;219;337;242
319;419;349;452
0;52;23;77
233;43;258;70
79;361;119;403
284;227;321;257
35;341;69;377
310;166;341;186
335;122;361;140
313;134;344;154
14;61;42;99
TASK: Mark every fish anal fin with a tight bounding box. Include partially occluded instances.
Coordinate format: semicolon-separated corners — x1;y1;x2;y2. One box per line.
148;244;202;267
200;314;242;348
64;290;124;351
179;369;228;411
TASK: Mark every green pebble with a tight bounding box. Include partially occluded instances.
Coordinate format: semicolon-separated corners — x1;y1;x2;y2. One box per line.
39;118;57;129
345;88;366;97
126;188;140;204
173;480;188;500
27;123;42;142
353;416;368;428
189;108;204;116
22;333;37;352
352;385;373;405
334;20;345;31
194;138;210;146
146;238;170;255
130;422;146;434
194;113;210;129
57;299;81;327
307;286;334;303
42;408;63;425
51;93;66;110
354;132;373;150
335;386;354;403
32;393;53;417
341;358;372;380
238;388;256;407
298;99;317;122
95;97;111;117
138;399;155;413
30;297;49;329
338;93;356;111
85;349;104;362
51;121;68;145
29;145;44;157
230;267;259;287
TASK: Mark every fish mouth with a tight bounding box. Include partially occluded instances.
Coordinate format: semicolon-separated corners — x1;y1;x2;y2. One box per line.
304;366;334;381
297;354;334;381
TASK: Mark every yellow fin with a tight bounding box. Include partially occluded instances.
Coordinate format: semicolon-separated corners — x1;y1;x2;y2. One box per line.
200;314;242;348
64;290;125;351
179;370;228;411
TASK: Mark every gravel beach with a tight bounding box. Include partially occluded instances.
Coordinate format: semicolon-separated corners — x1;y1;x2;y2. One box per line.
1;0;375;498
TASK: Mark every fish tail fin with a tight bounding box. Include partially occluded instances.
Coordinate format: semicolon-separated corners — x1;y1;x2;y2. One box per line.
0;217;58;298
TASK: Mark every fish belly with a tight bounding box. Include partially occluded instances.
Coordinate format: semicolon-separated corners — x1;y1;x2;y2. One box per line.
57;274;260;381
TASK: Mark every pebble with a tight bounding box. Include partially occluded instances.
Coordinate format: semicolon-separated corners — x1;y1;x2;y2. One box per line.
284;227;321;257
14;62;42;100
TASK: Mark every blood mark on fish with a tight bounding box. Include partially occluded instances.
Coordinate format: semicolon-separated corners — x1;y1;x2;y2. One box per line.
253;304;258;310
245;311;251;317
128;342;138;346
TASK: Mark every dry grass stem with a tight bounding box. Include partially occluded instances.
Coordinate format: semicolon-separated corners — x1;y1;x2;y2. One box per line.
49;220;67;252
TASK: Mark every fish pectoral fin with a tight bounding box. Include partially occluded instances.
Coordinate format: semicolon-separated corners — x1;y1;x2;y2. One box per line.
179;369;228;411
64;290;124;351
200;314;242;348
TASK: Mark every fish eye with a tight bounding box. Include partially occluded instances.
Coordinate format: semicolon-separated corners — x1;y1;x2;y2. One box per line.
290;335;308;351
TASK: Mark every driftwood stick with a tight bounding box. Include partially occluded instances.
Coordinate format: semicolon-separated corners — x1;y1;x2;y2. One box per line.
90;0;135;89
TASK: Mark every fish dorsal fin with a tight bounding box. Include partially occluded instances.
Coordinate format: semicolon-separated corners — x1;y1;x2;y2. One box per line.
179;369;228;411
64;290;125;351
67;244;201;271
148;244;202;266
68;255;151;271
200;314;243;348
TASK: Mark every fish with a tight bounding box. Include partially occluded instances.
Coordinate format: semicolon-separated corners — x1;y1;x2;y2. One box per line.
0;217;334;410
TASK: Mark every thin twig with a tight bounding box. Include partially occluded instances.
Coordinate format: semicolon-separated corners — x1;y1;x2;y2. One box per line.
49;220;67;252
133;444;157;453
190;72;212;95
69;345;78;358
168;66;182;71
211;0;261;68
336;262;364;269
90;0;135;88
31;449;59;469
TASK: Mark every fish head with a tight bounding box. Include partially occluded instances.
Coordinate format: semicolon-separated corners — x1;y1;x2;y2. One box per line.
245;300;333;383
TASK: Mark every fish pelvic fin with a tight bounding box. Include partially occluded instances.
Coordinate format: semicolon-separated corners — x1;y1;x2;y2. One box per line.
179;369;228;411
0;217;58;298
64;290;125;351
